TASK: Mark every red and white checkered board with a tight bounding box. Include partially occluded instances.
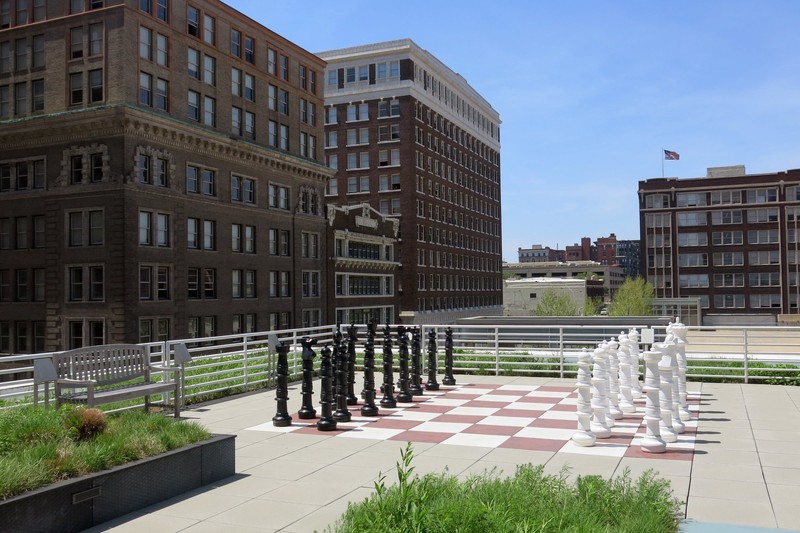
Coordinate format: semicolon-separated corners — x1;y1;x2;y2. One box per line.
246;382;699;460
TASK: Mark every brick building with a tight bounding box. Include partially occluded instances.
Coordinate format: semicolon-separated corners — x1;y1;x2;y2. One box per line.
639;165;800;321
0;0;331;353
318;40;503;324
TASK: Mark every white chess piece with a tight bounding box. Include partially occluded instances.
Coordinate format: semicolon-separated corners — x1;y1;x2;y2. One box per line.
590;345;612;438
641;348;666;453
572;349;596;447
617;331;636;413
606;337;623;420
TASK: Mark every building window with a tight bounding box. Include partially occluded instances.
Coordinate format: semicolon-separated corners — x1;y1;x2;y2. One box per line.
714;294;744;309
710;190;741;205
139;26;152;60
187;5;199;36
378;124;400;142
676;212;706;227
68;265;104;301
88;22;103;56
187;90;199;120
139;71;152;106
346;103;368;121
302;271;320;297
155;78;168;111
88;69;103;102
347;176;369;194
203;54;215;86
379;198;401;215
202;219;215;250
379;174;401;191
711;231;743;246
747;229;779;244
378;99;400;118
326;106;337;124
244;36;254;64
301;232;319;258
378;149;400;167
676;192;707;207
203;95;215;126
67;209;103;247
279;54;288;80
188;48;200;79
70;26;83;59
746;188;777;203
279;124;289;150
202;13;214;44
711;210;743;225
713;251;744;266
230;28;240;57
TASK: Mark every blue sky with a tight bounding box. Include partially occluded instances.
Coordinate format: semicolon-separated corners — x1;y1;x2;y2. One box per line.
232;0;800;262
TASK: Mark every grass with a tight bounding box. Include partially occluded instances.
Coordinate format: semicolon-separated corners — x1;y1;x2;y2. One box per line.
0;406;211;500
330;443;682;533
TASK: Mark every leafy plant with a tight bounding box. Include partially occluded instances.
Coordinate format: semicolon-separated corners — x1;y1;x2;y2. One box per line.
331;445;682;532
607;277;655;316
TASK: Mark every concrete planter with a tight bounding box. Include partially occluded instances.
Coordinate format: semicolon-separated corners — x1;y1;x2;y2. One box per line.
1;434;235;533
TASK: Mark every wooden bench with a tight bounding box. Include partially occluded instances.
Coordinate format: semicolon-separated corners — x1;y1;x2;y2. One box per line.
51;344;183;417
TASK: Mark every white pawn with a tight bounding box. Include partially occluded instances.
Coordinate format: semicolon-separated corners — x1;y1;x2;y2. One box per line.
572;349;596;447
590;345;611;438
605;337;623;420
617;332;636;413
642;348;666;453
628;328;643;399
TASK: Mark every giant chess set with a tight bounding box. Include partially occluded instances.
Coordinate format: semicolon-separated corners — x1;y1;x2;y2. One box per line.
247;320;698;459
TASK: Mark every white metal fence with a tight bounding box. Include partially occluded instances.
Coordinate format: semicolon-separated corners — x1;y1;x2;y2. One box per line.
2;323;799;407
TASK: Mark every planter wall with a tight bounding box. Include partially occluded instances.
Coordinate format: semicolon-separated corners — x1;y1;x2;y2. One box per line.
1;434;235;533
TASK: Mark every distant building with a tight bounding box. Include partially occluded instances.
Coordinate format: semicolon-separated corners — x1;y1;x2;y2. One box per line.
595;233;618;266
503;277;585;316
566;237;594;262
503;261;624;299
639;165;800;324
616;239;641;278
518;244;561;263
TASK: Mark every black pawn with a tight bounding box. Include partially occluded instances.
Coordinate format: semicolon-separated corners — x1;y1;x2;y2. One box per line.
425;330;440;391
409;327;424;396
272;341;292;427
298;337;317;419
361;321;379;416
346;323;359;406
380;324;397;408
443;327;456;386
317;345;337;431
396;326;413;402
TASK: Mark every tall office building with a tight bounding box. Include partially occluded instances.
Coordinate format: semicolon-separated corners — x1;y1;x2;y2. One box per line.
640;165;800;322
0;0;331;353
318;40;503;324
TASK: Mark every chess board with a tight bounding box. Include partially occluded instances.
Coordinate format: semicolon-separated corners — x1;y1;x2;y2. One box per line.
246;382;698;460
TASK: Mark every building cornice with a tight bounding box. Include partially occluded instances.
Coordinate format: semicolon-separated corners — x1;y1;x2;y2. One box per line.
0;105;334;183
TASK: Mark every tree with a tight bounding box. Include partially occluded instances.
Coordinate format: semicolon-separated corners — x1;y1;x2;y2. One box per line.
583;296;604;316
607;277;655;316
534;289;581;316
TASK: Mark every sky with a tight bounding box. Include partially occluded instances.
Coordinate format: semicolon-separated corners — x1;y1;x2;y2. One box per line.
231;0;800;262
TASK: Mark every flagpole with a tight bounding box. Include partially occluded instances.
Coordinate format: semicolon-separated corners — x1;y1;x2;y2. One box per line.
661;147;664;178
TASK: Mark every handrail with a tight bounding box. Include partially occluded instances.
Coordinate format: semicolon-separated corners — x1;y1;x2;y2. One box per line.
2;323;799;407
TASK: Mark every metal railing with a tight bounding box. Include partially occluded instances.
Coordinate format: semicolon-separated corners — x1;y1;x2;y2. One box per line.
2;323;799;408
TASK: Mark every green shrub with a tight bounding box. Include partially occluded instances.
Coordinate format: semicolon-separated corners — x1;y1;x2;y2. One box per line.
0;407;210;500
331;443;681;533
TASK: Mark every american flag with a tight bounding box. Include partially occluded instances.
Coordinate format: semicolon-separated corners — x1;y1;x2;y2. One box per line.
664;149;680;160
